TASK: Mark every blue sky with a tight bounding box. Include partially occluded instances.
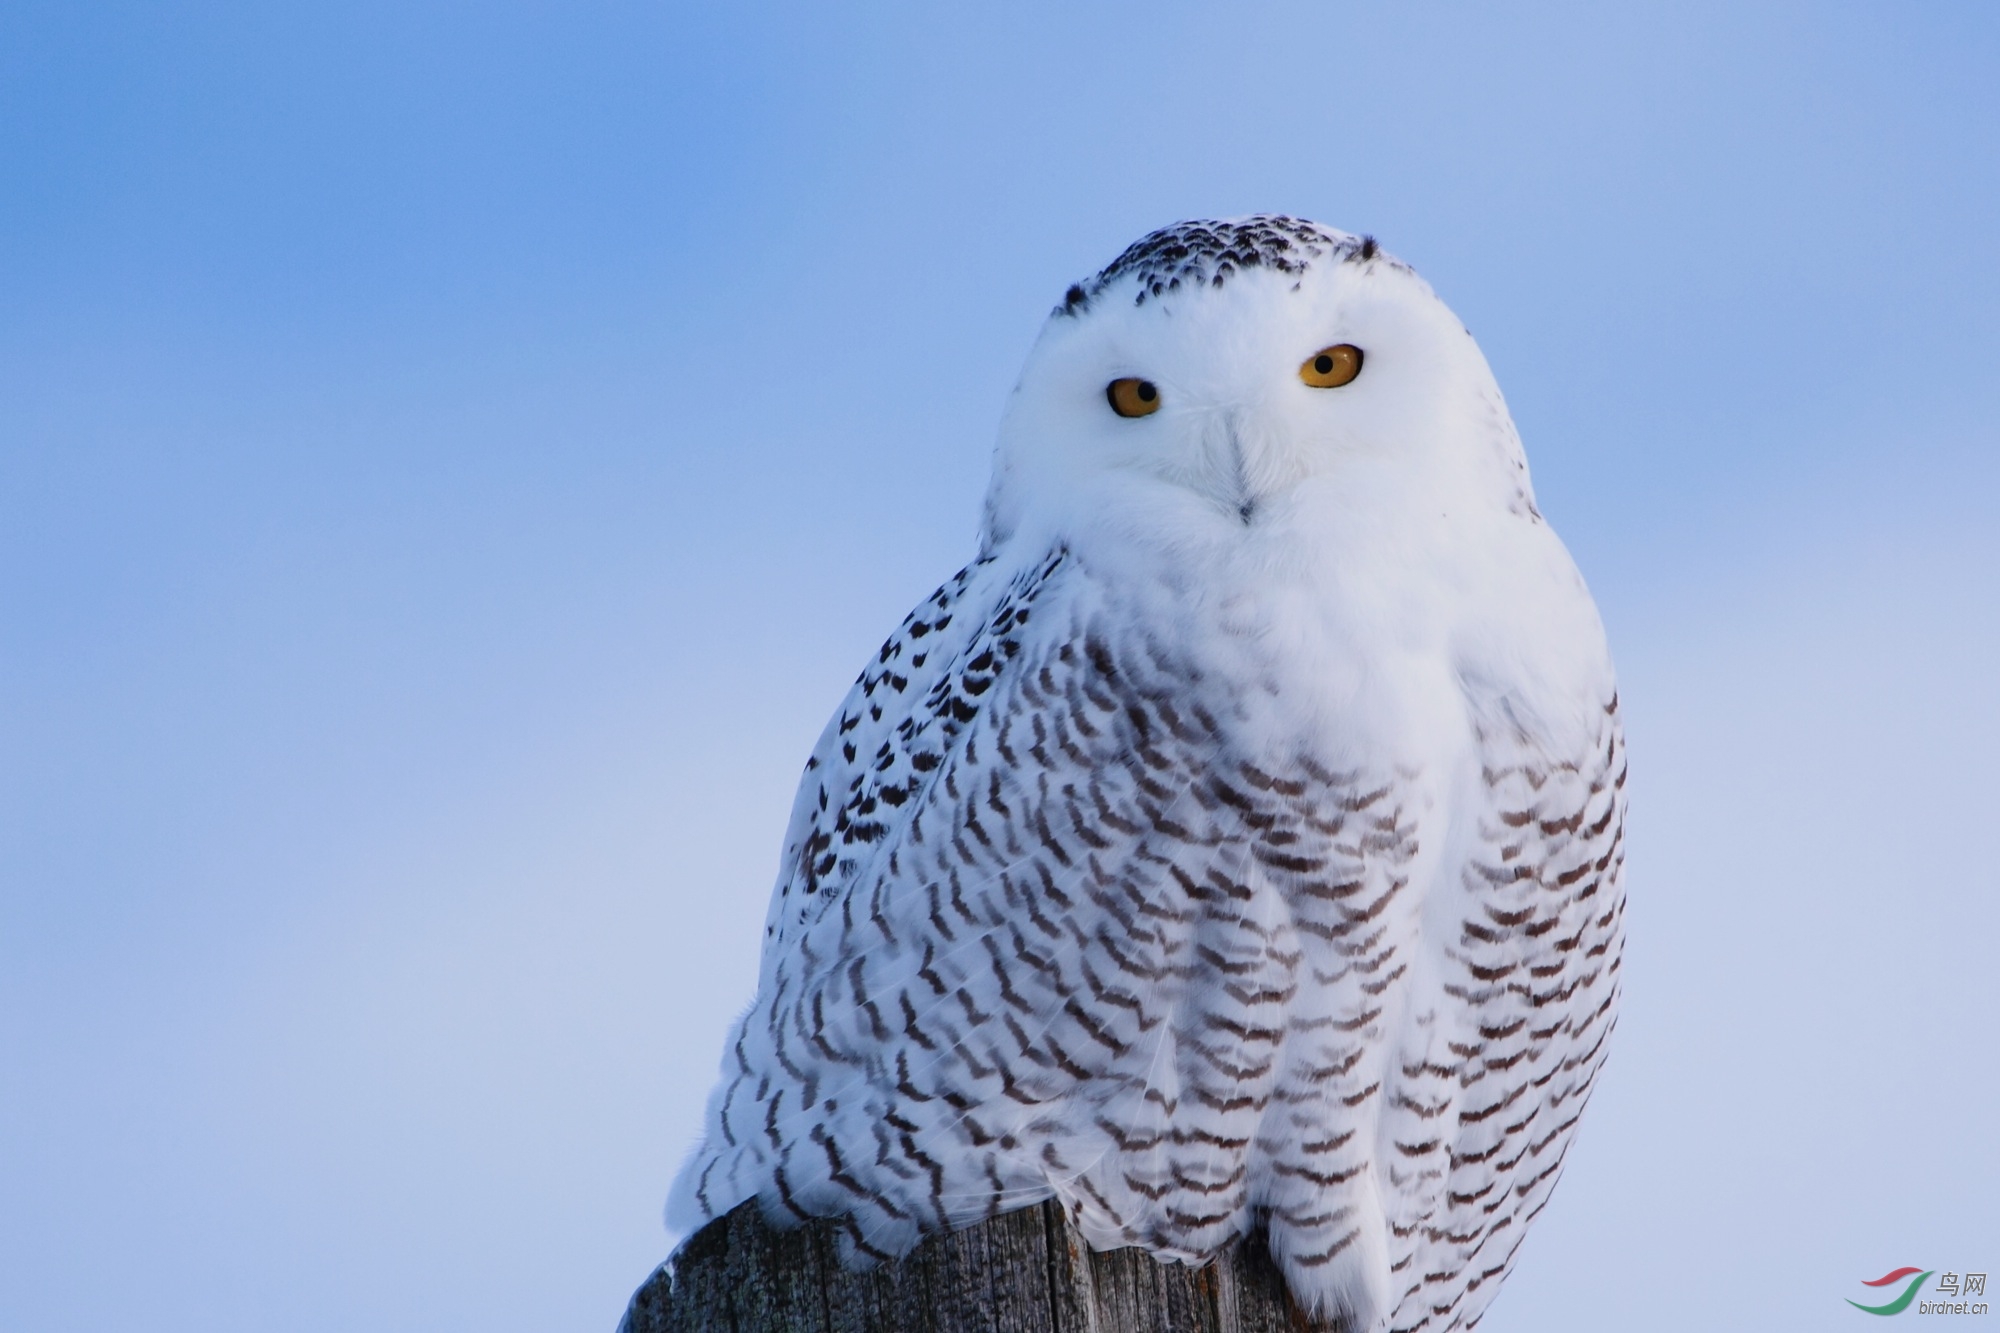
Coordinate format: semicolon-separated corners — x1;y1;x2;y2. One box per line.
2;3;1996;1330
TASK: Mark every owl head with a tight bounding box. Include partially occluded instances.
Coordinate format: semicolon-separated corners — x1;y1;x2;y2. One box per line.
982;217;1540;568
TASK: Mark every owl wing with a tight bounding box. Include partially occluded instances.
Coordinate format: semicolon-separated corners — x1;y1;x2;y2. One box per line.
1378;692;1628;1332
760;550;1066;960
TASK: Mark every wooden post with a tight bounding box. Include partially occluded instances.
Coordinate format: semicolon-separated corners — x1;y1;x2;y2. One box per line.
620;1200;1329;1333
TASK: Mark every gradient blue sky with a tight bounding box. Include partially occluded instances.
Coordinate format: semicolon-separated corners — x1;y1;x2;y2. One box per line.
3;4;1996;1330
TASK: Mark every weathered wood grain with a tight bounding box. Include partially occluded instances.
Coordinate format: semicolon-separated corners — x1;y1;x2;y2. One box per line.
620;1201;1334;1333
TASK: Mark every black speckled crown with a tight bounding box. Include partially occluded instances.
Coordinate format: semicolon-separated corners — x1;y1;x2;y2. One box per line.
1057;215;1386;316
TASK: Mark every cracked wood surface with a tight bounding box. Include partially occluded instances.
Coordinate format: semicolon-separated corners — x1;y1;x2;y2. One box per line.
620;1201;1331;1333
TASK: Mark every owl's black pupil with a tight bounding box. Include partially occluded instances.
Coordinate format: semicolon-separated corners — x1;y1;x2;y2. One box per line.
1136;381;1157;402
1315;355;1334;374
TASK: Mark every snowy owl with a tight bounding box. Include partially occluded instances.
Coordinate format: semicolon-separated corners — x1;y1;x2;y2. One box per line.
668;216;1625;1333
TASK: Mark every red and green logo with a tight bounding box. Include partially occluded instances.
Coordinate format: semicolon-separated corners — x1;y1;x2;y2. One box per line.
1849;1268;1932;1316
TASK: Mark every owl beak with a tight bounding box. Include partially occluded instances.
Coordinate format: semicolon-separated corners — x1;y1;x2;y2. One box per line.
1185;413;1264;524
1225;423;1258;525
1210;411;1306;526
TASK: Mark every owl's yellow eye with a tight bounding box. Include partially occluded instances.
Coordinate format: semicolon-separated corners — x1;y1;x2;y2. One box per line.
1299;344;1364;388
1106;377;1161;418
